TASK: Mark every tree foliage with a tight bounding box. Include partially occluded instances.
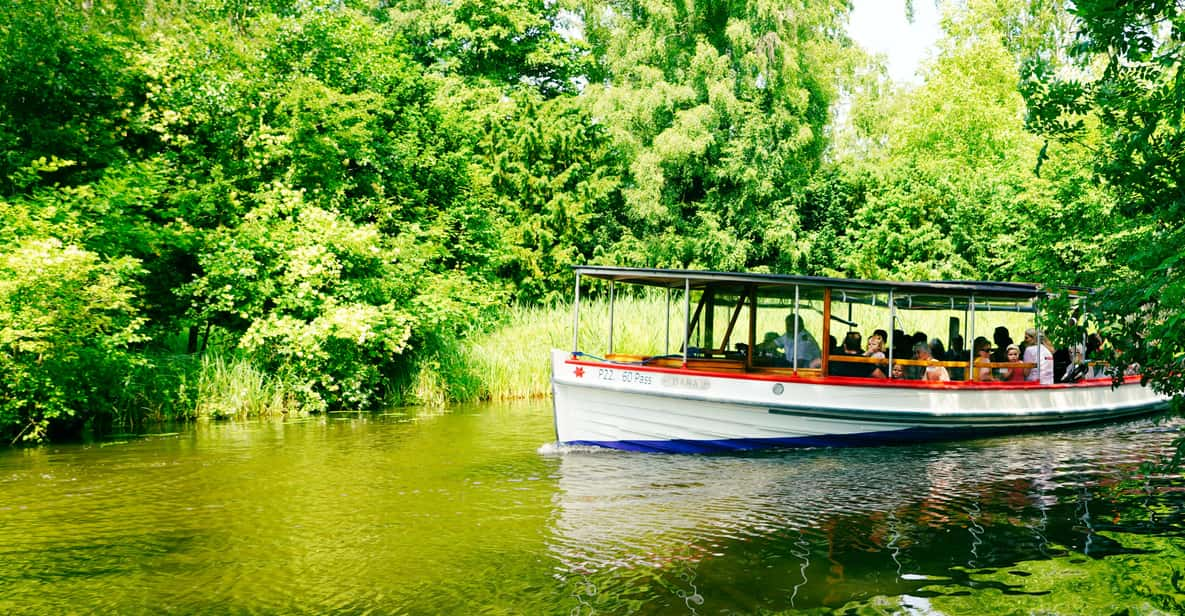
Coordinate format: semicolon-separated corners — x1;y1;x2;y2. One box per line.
1;0;1182;440
576;0;859;272
0;238;146;442
1021;0;1185;398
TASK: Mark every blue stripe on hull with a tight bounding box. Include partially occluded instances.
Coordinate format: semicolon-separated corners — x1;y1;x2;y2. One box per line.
564;423;1109;454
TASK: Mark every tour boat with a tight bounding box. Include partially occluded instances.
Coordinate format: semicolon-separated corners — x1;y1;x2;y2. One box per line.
551;266;1172;453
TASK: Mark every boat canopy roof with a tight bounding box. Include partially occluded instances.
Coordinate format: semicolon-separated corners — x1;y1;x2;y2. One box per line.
573;266;1057;301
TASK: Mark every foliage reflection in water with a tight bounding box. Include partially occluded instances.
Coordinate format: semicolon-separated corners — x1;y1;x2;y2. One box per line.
0;401;1182;614
546;414;1185;614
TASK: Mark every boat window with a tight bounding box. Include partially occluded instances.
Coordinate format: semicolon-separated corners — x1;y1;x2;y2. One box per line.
827;289;891;378
750;286;824;370
684;286;751;360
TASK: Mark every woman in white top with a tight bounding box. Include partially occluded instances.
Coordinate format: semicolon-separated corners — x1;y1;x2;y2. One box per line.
1022;328;1055;384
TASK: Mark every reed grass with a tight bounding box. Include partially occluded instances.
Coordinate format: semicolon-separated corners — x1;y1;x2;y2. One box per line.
191;354;300;420
466;294;672;400
399;337;484;409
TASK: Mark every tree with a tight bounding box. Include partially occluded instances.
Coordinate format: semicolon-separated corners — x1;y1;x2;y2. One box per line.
0;0;146;194
0;238;146;442
1020;0;1185;399
571;0;860;273
836;0;1051;281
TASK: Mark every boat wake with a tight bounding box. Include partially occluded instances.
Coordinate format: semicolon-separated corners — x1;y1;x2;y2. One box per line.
537;441;616;457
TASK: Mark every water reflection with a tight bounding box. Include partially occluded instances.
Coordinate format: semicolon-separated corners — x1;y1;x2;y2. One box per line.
0;402;1181;614
547;414;1185;612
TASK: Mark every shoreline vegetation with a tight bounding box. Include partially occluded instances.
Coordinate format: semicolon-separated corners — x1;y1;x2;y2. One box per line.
101;291;1044;434
2;1;1183;443
65;296;672;438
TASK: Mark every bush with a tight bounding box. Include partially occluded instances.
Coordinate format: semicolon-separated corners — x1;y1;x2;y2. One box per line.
0;238;146;442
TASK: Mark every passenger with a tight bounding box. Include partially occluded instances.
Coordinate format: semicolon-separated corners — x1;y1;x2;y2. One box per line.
865;332;888;378
892;329;910;358
973;338;994;381
915;342;950;382
1022;328;1054;384
1053;344;1071;383
756;331;781;361
1000;344;1026;382
890;362;905;380
991;326;1014;363
1061;344;1089;383
775;314;822;368
929;338;946;361
830;331;867;377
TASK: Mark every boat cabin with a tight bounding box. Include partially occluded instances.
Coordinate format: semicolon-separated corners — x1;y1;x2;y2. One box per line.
570;266;1083;384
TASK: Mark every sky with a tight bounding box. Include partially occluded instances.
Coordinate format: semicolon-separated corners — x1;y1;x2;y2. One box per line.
848;0;943;84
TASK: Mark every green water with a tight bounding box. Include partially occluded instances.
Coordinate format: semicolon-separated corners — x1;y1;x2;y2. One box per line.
1;401;1183;614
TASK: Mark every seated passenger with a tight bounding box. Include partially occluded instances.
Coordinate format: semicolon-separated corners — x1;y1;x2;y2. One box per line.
929;338;946;359
991;326;1014;363
1022;328;1055;384
1085;333;1107;378
890;362;905;379
830;331;869;377
1000;344;1026;382
865;332;888;378
946;335;966;380
973;338;994;381
914;341;950;382
775;314;822;369
756;331;782;363
1061;344;1089;383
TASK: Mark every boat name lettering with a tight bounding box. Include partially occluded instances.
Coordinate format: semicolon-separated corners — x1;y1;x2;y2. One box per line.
659;375;711;390
597;369;653;386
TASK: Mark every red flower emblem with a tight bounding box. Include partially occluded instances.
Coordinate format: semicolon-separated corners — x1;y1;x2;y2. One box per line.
574;367;585;378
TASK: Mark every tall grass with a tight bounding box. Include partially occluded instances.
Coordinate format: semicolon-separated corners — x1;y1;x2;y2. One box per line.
105;351;299;433
191;354;300;420
466;294;672;400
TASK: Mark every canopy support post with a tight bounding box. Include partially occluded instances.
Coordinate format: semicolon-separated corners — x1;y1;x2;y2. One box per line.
571;272;581;355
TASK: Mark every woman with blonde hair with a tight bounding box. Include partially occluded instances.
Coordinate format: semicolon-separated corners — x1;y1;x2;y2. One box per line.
1023;328;1055;384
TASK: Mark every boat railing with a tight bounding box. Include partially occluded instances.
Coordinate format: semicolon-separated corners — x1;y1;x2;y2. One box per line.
829;354;1039;381
586;351;1056;383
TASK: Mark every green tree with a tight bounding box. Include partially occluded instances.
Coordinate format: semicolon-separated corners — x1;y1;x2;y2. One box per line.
0;0;146;194
0;238;146;442
572;0;859;273
1021;0;1185;398
833;0;1107;284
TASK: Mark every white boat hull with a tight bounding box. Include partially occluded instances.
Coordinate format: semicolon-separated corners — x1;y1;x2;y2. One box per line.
550;349;1172;453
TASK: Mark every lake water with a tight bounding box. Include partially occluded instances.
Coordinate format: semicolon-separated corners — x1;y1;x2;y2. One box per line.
1;400;1183;614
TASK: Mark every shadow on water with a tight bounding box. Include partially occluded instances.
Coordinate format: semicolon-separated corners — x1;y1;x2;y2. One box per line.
545;412;1185;614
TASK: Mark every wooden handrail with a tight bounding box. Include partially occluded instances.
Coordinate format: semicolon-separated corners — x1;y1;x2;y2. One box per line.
827;355;888;365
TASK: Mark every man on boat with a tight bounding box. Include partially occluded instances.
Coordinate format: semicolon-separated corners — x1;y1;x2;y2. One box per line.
913;341;950;381
775;314;822;369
